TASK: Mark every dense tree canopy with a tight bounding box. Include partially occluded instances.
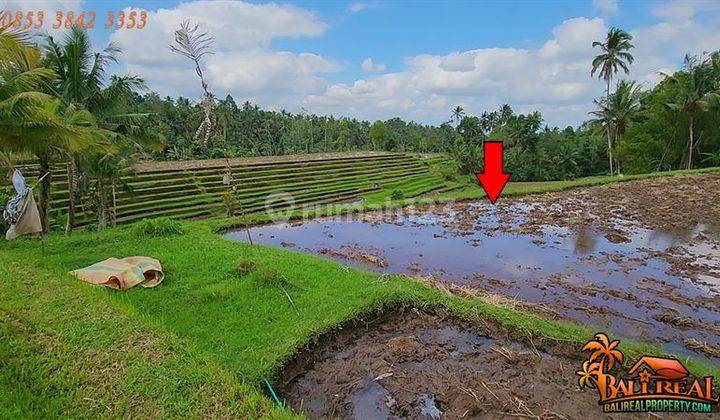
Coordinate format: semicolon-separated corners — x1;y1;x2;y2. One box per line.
121;46;720;182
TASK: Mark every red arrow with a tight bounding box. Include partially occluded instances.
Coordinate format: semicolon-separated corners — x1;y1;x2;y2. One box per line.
475;141;511;204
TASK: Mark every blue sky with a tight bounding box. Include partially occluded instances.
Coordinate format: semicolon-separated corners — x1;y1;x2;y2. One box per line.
9;0;720;126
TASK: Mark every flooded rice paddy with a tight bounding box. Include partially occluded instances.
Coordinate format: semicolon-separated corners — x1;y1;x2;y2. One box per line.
226;206;719;362
226;175;720;363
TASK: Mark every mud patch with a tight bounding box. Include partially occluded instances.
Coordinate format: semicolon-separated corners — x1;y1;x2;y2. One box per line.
280;311;602;419
227;174;720;362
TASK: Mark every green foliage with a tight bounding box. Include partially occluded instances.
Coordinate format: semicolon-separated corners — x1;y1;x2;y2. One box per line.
615;126;665;174
130;217;185;237
369;120;393;150
390;188;405;200
221;190;236;217
0;185;12;232
453;142;482;174
435;163;458;182
702;150;720;166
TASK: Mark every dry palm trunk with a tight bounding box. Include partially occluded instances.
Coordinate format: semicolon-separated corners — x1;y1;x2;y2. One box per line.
38;156;51;233
606;77;614;175
170;20;216;145
65;160;77;234
688;114;694;169
96;178;109;231
111;181;117;227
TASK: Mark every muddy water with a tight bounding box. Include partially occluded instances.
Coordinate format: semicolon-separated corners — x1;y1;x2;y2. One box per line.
225;203;720;361
279;311;668;419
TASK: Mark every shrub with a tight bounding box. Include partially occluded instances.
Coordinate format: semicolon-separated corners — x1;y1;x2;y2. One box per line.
254;266;282;286
453;143;482;174
235;259;256;276
131;217;185;237
390;189;405;200
436;164;458;182
220;190;236;217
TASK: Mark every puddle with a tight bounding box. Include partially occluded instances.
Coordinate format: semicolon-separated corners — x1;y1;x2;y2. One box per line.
279;311;613;418
418;394;441;419
226;201;720;362
348;374;394;419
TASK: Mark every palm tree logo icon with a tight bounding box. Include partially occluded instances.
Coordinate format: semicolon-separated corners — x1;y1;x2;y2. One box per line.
576;332;624;390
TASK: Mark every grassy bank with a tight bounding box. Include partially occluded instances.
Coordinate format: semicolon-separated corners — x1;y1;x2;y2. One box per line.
1;167;719;418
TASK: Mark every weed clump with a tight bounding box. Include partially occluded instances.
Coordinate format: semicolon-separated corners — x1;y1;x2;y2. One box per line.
131;217;185;237
254;266;283;286
235;259;256;276
390;189;405;200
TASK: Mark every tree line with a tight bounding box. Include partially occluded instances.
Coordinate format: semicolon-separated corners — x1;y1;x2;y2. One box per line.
131;28;720;180
2;24;720;234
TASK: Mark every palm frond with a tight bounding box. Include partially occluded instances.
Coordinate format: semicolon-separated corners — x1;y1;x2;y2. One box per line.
169;20;214;63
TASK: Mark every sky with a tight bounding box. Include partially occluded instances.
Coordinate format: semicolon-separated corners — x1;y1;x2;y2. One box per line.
4;0;720;127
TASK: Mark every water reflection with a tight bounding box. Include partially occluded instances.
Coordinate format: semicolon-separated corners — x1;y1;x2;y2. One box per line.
225;208;720;361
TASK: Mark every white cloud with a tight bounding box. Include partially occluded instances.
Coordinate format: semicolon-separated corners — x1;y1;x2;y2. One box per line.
0;0;82;13
348;2;368;12
361;57;386;73
592;0;618;15
107;0;720;127
650;0;720;21
110;1;337;110
2;0;83;37
305;3;720;127
306;17;608;126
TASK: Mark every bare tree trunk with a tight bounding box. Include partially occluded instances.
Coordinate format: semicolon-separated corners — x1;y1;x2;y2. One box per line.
606;77;614;176
111;181;117;227
38;156;51;233
688;115;694;170
97;178;107;231
65;161;76;235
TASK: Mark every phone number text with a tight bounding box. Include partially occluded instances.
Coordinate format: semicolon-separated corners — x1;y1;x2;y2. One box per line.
1;10;148;30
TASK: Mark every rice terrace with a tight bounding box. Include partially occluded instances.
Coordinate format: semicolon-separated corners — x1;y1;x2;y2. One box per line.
1;1;720;419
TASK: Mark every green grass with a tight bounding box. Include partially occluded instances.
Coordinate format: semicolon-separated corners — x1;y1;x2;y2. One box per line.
1;165;720;417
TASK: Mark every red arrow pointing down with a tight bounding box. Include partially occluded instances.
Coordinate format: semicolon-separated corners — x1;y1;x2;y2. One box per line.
475;141;511;204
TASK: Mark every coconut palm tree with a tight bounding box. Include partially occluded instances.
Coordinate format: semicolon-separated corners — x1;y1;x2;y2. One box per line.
591;28;634;175
43;27;162;231
0;29;104;232
589;80;643;173
451;105;464;128
662;56;719;169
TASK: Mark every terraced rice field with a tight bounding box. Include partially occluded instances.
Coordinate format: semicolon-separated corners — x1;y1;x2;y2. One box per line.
8;152;453;227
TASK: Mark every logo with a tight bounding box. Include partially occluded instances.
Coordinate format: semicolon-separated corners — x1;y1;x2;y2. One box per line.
577;333;719;413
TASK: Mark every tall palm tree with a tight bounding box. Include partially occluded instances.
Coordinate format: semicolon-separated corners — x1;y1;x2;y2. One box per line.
589;81;643;143
589;80;643;173
662;56;719;169
451;105;464;128
591;27;634;175
43;27;162;231
0;29;103;232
